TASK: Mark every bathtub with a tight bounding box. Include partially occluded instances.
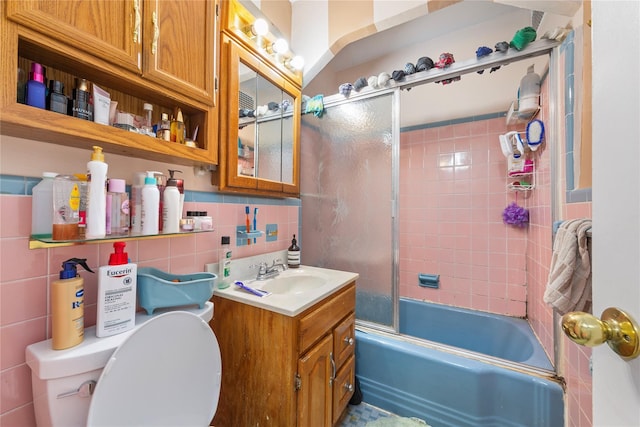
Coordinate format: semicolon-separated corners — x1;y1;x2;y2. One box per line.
354;299;564;426
400;299;553;370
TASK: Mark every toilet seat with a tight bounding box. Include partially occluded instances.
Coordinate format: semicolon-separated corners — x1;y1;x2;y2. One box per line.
86;311;221;427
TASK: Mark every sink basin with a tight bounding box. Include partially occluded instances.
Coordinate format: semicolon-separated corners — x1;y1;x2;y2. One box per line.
212;261;359;317
259;274;328;295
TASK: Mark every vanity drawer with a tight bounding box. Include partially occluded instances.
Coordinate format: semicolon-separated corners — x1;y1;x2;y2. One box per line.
332;354;355;425
333;312;355;368
298;282;355;354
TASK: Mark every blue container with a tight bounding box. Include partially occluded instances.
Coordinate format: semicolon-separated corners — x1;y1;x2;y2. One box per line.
137;267;216;315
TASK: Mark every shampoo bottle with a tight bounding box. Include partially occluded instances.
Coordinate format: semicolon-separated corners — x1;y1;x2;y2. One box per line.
162;169;182;234
97;242;137;338
86;146;108;239
288;234;301;268
51;258;94;350
141;171;160;235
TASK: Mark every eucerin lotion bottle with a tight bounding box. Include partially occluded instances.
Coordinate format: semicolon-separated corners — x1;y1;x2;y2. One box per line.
97;242;137;337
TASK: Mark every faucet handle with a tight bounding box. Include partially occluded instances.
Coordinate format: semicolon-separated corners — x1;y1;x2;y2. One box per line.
272;258;282;266
250;262;268;274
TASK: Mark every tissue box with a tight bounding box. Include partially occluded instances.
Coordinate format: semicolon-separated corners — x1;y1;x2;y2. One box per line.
137;267;216;315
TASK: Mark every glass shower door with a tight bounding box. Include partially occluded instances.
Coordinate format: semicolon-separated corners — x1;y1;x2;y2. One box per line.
300;92;397;330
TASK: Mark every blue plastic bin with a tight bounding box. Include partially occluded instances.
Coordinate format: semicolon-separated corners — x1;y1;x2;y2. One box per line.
137;267;217;315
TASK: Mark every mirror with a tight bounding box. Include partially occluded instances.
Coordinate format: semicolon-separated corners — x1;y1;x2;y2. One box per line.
238;61;295;184
217;36;301;196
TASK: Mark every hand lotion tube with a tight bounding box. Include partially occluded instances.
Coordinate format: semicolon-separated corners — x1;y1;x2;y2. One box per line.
97;242;137;337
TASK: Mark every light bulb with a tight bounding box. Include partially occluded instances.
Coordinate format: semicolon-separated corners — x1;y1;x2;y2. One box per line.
289;55;305;71
273;39;289;54
252;19;269;37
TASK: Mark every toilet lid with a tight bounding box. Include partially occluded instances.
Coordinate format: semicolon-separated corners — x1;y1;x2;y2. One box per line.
87;311;221;427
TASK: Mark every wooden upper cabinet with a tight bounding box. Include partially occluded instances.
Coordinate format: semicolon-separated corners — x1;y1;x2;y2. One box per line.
5;0;141;74
142;0;216;105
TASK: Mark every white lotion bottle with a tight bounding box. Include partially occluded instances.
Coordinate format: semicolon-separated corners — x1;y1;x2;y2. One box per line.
97;242;137;337
162;170;182;234
85;146;108;239
141;171;160;235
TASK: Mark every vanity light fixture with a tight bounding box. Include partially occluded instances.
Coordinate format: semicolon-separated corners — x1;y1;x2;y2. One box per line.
251;18;269;37
287;55;305;72
272;38;289;55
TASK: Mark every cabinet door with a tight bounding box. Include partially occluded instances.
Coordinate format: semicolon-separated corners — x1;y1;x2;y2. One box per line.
297;334;333;427
142;0;216;105
6;0;141;73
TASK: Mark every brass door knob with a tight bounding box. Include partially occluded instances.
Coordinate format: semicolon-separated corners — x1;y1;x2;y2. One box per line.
561;307;640;360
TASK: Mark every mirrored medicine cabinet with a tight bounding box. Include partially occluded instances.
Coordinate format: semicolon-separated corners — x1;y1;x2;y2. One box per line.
214;0;302;197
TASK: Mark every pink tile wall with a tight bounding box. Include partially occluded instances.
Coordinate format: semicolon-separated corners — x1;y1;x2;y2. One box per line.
0;195;298;426
525;49;593;426
399;117;528;317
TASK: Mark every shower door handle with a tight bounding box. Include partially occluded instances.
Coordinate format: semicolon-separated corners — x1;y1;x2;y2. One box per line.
561;307;640;360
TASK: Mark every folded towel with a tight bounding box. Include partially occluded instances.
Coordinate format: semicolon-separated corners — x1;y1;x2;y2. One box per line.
543;218;592;315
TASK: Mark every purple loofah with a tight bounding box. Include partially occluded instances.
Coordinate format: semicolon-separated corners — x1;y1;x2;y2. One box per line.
502;202;529;227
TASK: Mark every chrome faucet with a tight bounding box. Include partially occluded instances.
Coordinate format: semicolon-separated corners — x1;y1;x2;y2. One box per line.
255;259;288;280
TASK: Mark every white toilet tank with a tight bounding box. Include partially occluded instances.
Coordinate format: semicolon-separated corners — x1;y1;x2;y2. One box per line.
26;303;218;427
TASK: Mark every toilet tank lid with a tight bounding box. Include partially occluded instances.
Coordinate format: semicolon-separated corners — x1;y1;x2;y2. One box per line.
25;302;214;380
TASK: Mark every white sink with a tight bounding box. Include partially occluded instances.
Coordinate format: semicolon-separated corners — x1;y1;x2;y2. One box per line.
212;264;358;317
253;270;329;295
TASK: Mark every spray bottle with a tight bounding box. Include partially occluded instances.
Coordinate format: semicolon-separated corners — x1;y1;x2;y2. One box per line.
51;258;94;350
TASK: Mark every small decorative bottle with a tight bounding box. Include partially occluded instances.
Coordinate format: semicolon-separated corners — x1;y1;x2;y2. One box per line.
47;80;68;115
288;234;300;268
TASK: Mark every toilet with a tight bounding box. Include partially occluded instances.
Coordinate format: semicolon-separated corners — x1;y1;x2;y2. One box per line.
25;302;221;426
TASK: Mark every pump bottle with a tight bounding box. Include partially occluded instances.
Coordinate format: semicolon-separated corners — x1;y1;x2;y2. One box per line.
288;234;301;268
97;242;137;337
162;170;182;234
86;146;108;239
141;171;161;235
51;258;94;350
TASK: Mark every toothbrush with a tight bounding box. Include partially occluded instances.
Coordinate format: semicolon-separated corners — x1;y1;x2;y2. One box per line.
245;206;251;245
253;207;258;243
235;281;271;297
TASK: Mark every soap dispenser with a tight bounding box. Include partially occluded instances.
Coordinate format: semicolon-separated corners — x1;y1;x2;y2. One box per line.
162;169;182;234
51;258;94;350
288;234;300;268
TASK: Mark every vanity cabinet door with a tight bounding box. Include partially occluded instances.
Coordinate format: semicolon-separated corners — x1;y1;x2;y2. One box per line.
297;334;333;427
6;0;141;73
141;0;217;105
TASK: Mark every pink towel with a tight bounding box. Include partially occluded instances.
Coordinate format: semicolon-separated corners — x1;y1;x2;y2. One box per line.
543;219;592;315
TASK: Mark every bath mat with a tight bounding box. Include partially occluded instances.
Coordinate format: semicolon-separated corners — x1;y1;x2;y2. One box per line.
365;416;431;427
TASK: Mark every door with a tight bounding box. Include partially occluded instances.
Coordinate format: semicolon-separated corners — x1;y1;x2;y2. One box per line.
592;1;640;425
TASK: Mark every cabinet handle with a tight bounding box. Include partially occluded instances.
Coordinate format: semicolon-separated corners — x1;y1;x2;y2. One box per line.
329;352;336;387
343;336;354;346
133;0;141;44
343;382;354;393
152;11;160;55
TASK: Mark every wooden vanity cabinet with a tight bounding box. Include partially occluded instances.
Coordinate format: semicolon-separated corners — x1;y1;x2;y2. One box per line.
2;0;219;166
210;282;356;427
